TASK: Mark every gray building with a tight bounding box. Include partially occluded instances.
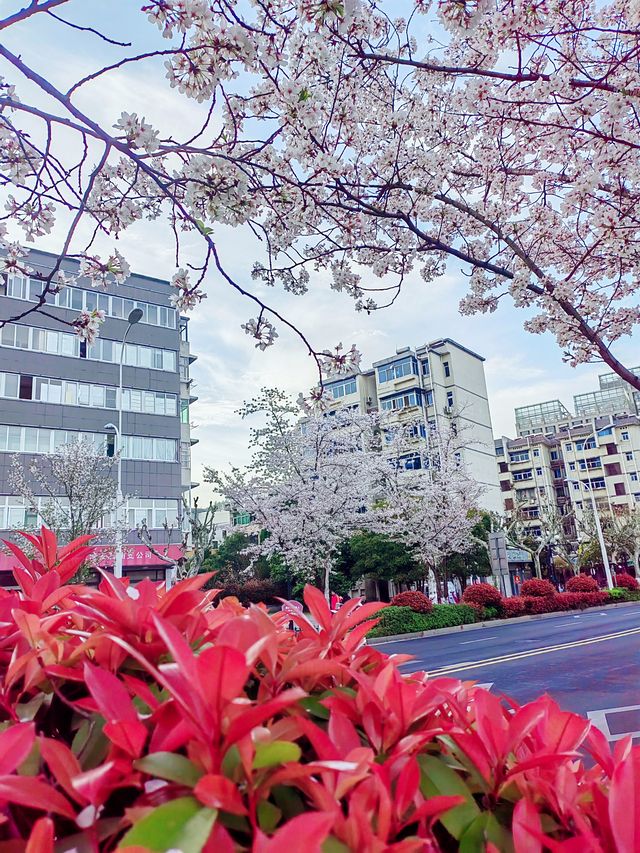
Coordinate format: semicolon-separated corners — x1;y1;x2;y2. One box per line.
0;249;197;575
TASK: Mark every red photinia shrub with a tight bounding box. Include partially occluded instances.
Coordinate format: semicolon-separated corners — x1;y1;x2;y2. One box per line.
554;592;607;611
615;572;639;590
461;581;502;609
521;578;556;597
501;595;527;617
0;527;639;851
390;590;433;613
566;574;599;593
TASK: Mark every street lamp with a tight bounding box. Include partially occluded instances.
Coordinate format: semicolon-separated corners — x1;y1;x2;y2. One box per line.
567;477;614;590
104;307;143;578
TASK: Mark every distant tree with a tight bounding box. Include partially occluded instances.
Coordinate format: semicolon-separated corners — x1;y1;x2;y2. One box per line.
335;532;422;598
9;438;123;542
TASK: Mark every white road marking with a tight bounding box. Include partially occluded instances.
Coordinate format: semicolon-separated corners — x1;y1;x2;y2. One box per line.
587;705;640;741
460;636;497;644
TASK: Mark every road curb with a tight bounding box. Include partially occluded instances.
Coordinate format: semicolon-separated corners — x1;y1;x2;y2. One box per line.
367;599;640;646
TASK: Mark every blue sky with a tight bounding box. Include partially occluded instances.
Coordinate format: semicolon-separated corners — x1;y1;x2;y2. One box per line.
3;2;638;499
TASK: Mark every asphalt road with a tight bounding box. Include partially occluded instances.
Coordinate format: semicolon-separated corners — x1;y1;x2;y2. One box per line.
377;604;640;739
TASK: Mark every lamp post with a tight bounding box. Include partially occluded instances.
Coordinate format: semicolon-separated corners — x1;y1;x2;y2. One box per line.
105;308;143;578
567;477;614;590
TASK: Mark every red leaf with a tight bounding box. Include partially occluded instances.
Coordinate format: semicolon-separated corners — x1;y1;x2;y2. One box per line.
0;723;35;775
0;775;75;819
395;758;420;818
196;645;249;709
40;526;58;570
57;534;95;560
303;585;332;631
194;774;248;815
253;812;334;852
512;799;543;853
84;661;137;723
25;817;54;853
609;750;640;853
103;720;148;758
40;737;87;805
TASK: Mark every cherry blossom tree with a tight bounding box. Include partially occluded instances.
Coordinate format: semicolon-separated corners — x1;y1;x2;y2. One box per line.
369;418;484;599
8;436;125;541
206;390;379;597
0;1;638;384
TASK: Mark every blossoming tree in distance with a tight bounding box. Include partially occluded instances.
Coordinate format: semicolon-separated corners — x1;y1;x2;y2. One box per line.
0;0;638;385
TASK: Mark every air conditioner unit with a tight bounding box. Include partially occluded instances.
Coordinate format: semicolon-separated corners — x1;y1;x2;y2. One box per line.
366;396;373;404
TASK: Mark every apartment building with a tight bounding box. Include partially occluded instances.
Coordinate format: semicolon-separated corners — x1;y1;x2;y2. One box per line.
321;338;502;512
0;248;197;576
496;414;640;549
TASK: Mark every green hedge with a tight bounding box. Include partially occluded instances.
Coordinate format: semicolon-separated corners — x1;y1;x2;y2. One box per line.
368;603;477;638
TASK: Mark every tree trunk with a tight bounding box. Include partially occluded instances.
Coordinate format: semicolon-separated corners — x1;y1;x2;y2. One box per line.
533;552;542;579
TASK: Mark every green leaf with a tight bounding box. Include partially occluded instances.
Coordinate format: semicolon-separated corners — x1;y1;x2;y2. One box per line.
418;755;480;840
134;752;202;787
221;745;241;777
119;797;217;853
194;218;214;236
257;800;281;833
322;838;351;853
272;785;306;819
253;740;302;769
459;812;514;853
299;696;330;720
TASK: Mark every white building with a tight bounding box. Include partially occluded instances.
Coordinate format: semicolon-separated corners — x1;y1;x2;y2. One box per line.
321;338;502;513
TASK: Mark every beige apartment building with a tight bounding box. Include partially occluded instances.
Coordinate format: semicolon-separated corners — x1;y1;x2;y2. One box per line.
322;338;502;513
496;412;640;551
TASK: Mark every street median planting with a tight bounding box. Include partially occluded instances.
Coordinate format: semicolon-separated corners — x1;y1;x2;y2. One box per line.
367;603;477;639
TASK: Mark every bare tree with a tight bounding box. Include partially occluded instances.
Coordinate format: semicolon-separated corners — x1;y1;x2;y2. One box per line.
8;437;124;542
135;495;220;582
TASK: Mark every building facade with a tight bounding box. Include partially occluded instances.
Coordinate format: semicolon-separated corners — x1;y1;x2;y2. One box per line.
321;338;502;512
0;249;197;575
496;414;640;553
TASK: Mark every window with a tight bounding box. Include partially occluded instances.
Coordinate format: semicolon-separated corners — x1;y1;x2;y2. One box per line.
535;467;543;476
576;437;596;451
446;391;454;408
513;470;533;481
328;378;357;399
380;390;420;412
509;451;530;463
625;452;634;461
377;357;417;383
443;361;450;378
565;443;573;451
622;431;630;440
569;461;576;471
421;361;430;376
424;389;433;406
18;375;32;400
587;477;606;490
631;473;638;482
578;456;602;470
553;469;562;479
550;450;559;461
533;448;540;457
0;372;176;416
615;482;626;496
572;482;580;491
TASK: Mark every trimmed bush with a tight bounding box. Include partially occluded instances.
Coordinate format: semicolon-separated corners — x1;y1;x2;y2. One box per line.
368;606;427;637
609;587;631;601
390;590;433;613
483;605;500;620
566;574;599;593
615;572;639;590
368;603;476;638
521;578;556;597
461;581;502;609
502;596;527;617
525;596;557;614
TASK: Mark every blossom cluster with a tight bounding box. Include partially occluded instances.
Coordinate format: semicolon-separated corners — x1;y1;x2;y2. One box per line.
0;0;638;383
